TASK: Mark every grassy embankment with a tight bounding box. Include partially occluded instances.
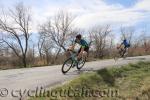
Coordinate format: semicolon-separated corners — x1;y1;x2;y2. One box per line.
30;61;150;100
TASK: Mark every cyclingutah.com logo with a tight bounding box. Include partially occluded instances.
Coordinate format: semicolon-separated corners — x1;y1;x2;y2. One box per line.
0;86;119;99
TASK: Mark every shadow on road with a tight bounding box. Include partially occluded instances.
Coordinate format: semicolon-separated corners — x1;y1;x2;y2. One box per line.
63;68;97;75
125;57;146;61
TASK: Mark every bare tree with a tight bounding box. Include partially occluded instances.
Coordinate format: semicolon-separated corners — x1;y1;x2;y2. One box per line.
0;33;3;54
0;44;3;56
0;3;31;67
42;41;53;65
89;25;112;58
0;34;3;53
38;32;46;60
39;11;76;61
120;26;134;44
140;30;150;52
37;31;54;65
26;47;35;66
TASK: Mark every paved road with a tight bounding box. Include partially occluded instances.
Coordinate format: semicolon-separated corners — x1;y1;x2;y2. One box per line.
0;55;150;100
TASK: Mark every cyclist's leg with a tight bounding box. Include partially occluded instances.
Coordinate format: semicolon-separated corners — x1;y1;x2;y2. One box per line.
82;47;89;60
72;48;81;67
77;47;82;60
119;45;125;57
77;47;88;61
119;45;124;56
124;47;128;56
122;45;128;57
78;47;81;55
82;51;87;59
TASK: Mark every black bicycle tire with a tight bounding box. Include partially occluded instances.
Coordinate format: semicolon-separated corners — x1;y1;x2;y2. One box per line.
77;58;86;70
62;58;73;74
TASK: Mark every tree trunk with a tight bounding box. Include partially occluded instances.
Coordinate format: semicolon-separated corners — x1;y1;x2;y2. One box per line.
52;48;61;64
46;52;49;65
23;55;27;68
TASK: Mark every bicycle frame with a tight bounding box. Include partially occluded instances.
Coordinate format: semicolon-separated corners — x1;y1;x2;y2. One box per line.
67;50;78;62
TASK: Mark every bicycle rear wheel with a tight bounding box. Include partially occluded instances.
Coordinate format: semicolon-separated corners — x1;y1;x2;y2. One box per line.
62;58;73;74
77;58;86;70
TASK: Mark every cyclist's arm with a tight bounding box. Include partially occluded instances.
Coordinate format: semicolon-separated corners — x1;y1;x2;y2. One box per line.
68;43;76;50
72;42;76;49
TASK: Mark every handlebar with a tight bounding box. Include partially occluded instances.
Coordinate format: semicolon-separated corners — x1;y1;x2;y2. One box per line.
67;49;77;53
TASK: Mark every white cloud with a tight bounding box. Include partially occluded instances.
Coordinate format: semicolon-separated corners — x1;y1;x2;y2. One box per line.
73;9;145;29
30;0;150;30
134;0;150;11
71;0;149;29
1;0;150;32
32;0;126;30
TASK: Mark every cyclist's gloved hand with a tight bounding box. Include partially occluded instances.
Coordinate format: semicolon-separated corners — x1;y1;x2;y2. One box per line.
68;46;74;51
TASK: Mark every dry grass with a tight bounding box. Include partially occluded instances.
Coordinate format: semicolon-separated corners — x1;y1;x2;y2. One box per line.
29;61;150;100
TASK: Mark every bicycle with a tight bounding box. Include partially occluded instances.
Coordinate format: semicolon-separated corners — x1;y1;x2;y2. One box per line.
61;50;86;74
113;46;128;61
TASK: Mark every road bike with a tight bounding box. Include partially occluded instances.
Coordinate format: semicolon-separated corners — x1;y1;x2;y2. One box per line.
113;47;128;61
62;50;86;74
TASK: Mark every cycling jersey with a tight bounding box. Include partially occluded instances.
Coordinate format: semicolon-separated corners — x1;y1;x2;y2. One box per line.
75;39;89;48
122;39;130;48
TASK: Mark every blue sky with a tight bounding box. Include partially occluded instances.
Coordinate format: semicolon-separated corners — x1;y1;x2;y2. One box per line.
105;0;138;7
0;0;150;36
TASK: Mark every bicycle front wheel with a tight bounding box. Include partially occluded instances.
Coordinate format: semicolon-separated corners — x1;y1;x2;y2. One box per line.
62;58;73;74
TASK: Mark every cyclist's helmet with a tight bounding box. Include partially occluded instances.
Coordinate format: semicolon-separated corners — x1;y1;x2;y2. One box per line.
123;39;127;42
76;34;81;40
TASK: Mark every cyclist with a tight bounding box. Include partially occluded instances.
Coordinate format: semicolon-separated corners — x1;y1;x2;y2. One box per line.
118;38;130;56
68;34;89;61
